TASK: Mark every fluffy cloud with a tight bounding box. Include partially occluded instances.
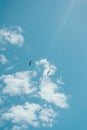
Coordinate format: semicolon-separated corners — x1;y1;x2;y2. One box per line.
0;26;24;46
1;102;57;128
39;105;57;127
0;71;37;96
1;102;41;127
0;54;8;64
39;76;69;108
36;59;69;108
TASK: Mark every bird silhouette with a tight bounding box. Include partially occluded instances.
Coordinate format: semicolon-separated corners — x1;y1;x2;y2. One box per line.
47;70;50;75
29;60;32;66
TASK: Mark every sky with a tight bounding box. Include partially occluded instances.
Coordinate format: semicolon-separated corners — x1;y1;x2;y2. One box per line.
0;0;87;130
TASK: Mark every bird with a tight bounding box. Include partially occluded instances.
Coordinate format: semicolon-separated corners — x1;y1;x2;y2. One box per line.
47;70;50;75
29;60;32;66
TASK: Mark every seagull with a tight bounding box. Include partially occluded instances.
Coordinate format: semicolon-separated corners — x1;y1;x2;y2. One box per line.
29;60;32;66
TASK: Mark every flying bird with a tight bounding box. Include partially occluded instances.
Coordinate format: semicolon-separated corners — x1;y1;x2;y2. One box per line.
47;70;50;75
29;60;32;66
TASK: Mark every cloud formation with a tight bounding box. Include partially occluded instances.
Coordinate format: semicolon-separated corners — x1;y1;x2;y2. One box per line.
0;54;8;64
1;102;56;128
39;105;57;127
1;102;41;127
39;76;68;108
36;59;56;76
12;125;27;130
0;58;69;129
0;71;37;96
0;26;24;46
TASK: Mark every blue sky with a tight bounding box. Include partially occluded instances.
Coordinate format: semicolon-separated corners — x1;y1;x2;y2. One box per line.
0;0;87;130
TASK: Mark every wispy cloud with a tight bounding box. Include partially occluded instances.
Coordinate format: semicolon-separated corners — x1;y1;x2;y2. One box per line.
57;76;64;85
0;54;8;64
0;26;24;47
4;66;14;72
57;0;77;37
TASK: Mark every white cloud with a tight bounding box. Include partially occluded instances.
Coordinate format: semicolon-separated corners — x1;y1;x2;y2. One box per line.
36;59;69;108
4;66;14;72
0;58;69;129
39;76;69;108
1;102;41;127
36;59;56;76
1;102;57;128
0;71;37;96
0;54;8;64
12;126;21;130
0;26;24;46
12;125;27;130
39;105;57;127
